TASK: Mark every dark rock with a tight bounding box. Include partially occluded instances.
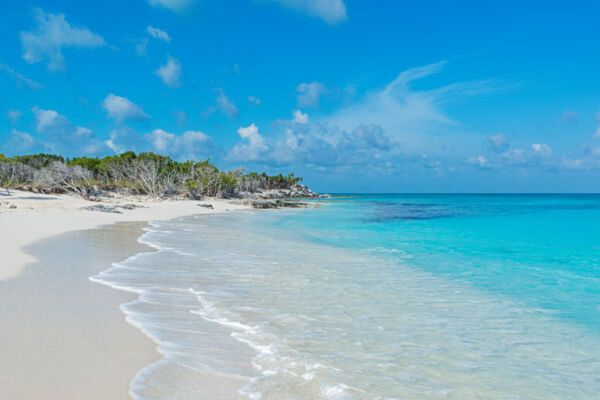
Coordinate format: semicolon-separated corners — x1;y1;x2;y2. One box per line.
115;203;145;210
82;204;122;214
197;203;214;209
235;199;310;209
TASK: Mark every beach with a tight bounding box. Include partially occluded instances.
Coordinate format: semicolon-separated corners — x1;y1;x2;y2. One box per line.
2;192;600;399
0;190;247;399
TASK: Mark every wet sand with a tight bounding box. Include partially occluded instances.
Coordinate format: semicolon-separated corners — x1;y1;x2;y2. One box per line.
0;222;159;399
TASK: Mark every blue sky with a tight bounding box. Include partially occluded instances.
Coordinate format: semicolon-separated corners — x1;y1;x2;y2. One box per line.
2;0;600;192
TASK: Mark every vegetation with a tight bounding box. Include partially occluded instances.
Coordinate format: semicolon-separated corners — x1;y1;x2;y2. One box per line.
0;152;303;199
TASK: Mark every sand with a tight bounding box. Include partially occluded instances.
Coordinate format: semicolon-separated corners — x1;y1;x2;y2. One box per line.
0;189;248;281
0;189;249;399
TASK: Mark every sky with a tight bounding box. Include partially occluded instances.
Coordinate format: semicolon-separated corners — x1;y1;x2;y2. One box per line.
1;0;600;193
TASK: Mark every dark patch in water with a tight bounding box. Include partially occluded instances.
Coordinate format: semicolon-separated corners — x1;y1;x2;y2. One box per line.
367;202;461;222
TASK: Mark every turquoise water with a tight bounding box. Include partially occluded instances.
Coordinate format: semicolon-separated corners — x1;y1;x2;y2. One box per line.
276;194;600;331
94;194;600;399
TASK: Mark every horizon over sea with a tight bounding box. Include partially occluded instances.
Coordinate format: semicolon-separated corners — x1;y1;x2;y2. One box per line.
93;193;600;399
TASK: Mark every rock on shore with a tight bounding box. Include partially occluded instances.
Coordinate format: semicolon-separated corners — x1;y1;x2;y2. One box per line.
233;199;311;209
252;184;324;199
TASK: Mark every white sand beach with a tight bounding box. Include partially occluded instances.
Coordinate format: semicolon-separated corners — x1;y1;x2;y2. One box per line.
0;189;247;281
0;190;249;399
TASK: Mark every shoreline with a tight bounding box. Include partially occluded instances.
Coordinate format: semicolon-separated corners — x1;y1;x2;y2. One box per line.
0;189;249;281
0;190;251;399
0;222;159;399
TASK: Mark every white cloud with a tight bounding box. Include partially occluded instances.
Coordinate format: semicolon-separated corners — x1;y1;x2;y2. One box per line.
146;129;211;158
216;90;239;118
296;81;327;108
107;127;211;159
495;143;554;169
6;129;36;152
0;64;42;90
203;89;239;118
33;108;65;133
562;147;600;171
146;129;174;152
228;119;397;168
105;127;139;154
532;143;552;156
20;8;105;71
292;109;309;124
248;96;261;105
227;124;269;161
7;110;23;125
31;107;104;155
147;26;171;42
488;133;508;153
466;155;490;169
103;94;150;122
269;0;347;24
324;61;506;154
154;56;182;88
148;0;197;12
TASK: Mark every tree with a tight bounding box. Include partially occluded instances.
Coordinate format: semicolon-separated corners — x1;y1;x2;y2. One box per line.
34;161;96;200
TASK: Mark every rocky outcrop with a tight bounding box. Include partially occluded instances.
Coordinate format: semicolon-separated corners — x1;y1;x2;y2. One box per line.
82;204;122;214
233;199;311;209
245;184;326;200
116;203;146;210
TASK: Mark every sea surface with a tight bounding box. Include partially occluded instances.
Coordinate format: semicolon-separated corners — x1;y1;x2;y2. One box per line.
93;194;600;399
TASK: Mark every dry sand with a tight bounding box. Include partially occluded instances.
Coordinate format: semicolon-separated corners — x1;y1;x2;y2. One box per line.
0;189;247;281
0;189;249;399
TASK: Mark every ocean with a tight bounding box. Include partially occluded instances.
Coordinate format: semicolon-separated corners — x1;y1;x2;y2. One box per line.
92;194;600;399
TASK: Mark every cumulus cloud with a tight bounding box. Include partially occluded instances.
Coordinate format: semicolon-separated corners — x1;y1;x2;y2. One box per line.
296;81;327;108
466;155;490;169
227;119;398;168
106;127;211;159
268;0;348;24
147;0;197;12
203;89;239;118
154;56;182;88
103;94;150;122
31;107;104;155
467;134;558;172
353;124;391;150
497;144;554;169
292;109;309;124
227;124;269;162
20;8;105;71
145;129;211;157
105;127;140;154
0;64;42;90
562;147;600;171
532;143;552;156
147;26;171;42
7;110;23;125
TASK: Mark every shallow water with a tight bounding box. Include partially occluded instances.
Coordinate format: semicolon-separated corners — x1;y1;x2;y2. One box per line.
93;195;600;399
